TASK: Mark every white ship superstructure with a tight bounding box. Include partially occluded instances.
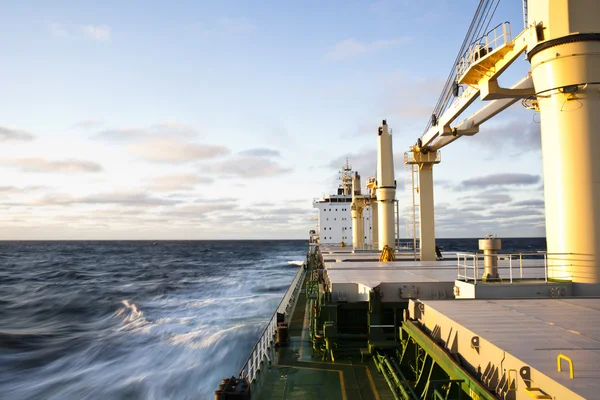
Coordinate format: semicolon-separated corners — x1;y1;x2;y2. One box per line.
312;161;374;246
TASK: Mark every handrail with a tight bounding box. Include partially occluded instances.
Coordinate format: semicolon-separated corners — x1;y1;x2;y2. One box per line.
457;21;512;79
238;264;306;383
507;369;517;391
557;354;574;378
456;252;571;284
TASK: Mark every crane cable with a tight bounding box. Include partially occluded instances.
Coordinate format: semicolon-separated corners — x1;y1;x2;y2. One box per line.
421;0;502;138
425;0;490;131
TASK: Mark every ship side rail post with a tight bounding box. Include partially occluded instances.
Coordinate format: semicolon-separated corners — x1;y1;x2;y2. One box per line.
544;252;548;283
456;252;478;284
456;252;553;284
238;264;306;383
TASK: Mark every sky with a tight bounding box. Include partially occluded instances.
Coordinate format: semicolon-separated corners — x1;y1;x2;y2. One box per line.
0;0;545;240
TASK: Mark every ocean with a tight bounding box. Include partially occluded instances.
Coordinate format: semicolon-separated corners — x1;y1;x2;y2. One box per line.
0;238;545;399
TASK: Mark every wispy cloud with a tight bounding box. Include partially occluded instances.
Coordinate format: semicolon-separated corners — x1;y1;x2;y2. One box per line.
17;191;178;207
0;185;46;195
73;119;104;130
238;148;281;158
131;140;230;163
147;173;214;191
80;191;176;206
0;126;36;142
468;119;541;156
0;158;102;173
207;156;291;178
513;199;545;207
49;23;112;41
326;37;411;60
161;202;240;218
80;24;111;41
458;173;540;190
94;121;199;141
458;191;513;204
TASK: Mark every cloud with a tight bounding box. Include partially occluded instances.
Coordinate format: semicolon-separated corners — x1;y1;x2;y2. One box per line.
161;202;239;218
328;150;377;177
0;126;36;142
458;173;540;189
513;199;545;207
50;23;111;41
14;191;179;207
326;37;411;60
95;121;199;141
95;122;227;164
73;119;104;129
148;173;214;191
1;158;102;173
434;201;545;237
194;197;238;204
328;149;406;180
254;202;275;207
80;192;176;206
375;71;445;125
80;24;111;41
468;119;541;156
217;17;256;34
0;186;45;195
131;140;230;163
238;148;281;158
267;207;312;216
487;208;543;218
207;156;291;178
458;191;513;204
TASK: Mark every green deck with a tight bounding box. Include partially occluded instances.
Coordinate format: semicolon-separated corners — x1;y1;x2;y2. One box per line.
253;279;395;400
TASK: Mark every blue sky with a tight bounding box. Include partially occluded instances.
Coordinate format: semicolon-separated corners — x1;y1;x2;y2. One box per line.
0;0;545;239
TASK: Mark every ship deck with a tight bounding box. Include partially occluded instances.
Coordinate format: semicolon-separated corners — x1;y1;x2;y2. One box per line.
418;298;600;400
253;275;394;400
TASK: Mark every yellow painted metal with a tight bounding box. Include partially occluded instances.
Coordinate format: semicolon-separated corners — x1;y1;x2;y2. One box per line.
376;121;396;251
507;369;517;391
379;245;396;262
459;27;531;101
418;164;436;261
371;201;379;250
529;0;600;283
403;151;440;261
351;172;366;250
524;387;552;399
557;353;574;378
458;42;514;86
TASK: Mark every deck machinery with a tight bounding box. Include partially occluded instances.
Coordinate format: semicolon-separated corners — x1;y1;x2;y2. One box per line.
221;0;600;399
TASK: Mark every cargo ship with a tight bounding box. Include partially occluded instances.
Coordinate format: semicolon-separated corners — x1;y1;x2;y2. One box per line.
215;0;600;398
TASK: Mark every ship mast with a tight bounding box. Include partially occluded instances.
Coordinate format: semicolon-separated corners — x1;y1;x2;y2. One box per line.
339;158;352;196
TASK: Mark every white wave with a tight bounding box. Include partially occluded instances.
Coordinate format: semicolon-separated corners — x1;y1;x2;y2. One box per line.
168;323;247;349
287;260;304;266
116;300;147;330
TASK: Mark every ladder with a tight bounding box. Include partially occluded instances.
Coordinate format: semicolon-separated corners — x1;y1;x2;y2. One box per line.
404;163;421;260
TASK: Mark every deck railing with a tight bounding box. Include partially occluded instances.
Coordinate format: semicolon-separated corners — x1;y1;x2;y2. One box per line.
238;264;306;383
456;22;512;79
456;251;551;284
